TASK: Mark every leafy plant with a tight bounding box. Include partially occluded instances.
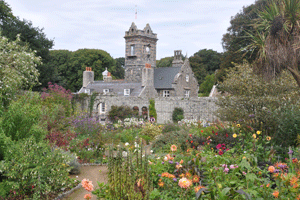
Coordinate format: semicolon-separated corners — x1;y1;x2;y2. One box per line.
149;99;157;120
172;107;184;123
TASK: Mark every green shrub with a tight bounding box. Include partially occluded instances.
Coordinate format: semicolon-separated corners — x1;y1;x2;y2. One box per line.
172;107;184;123
0;93;46;142
149;99;157;120
139;123;162;144
108;105;136;122
272;104;300;147
0;131;11;161
0;138;77;199
162;123;181;133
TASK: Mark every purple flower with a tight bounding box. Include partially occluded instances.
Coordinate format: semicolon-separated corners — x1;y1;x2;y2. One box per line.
162;162;164;164
249;114;255;118
278;164;287;169
158;174;161;177
288;150;293;155
169;161;173;164
173;178;177;182
176;162;179;165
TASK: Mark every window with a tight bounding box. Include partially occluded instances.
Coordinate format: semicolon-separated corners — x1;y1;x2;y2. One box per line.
103;89;109;94
185;90;190;98
130;45;135;55
85;89;90;94
163;90;170;97
186;74;189;82
99;102;105;114
124;89;130;96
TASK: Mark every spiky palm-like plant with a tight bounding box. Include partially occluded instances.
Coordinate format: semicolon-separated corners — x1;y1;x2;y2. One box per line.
246;0;300;88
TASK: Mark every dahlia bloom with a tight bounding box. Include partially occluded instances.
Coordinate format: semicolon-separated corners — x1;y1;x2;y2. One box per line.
84;193;92;199
170;145;177;152
81;178;94;192
178;177;193;189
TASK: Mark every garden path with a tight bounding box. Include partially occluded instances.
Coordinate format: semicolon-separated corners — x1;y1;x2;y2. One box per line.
63;165;108;200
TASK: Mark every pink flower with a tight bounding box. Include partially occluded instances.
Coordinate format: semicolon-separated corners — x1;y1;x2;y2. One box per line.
216;144;222;149
84;193;92;199
224;168;229;173
81;179;94;192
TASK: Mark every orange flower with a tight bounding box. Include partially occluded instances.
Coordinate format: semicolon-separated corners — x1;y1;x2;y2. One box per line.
161;172;169;177
290;176;299;188
81;179;94;192
178;177;193;189
192;175;200;183
272;190;279;198
84;193;92;199
158;181;164;187
180;159;184;164
166;154;174;161
296;194;300;200
268;166;275;173
185;172;192;178
179;173;185;178
266;183;270;188
194;185;206;193
176;164;182;169
170;145;177;152
168;174;176;179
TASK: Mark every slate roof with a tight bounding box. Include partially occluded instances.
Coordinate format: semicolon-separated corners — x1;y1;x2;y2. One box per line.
154;67;181;89
79;80;143;96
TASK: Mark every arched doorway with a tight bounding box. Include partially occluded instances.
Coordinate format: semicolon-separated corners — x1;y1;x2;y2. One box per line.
133;106;139;117
142;106;148;120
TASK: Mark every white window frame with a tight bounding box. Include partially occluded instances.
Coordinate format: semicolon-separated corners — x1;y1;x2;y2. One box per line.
185;90;190;98
186;74;189;82
99;102;106;114
85;89;90;94
103;89;109;94
124;89;130;96
130;45;135;55
163;90;170;97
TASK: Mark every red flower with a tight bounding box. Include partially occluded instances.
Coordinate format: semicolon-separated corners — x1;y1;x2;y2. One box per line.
215;132;218;135
201;130;203;133
202;142;205;145
212;130;214;133
189;134;192;137
191;140;193;143
32;185;34;189
216;144;222;149
186;140;188;143
218;150;223;155
222;147;226;150
226;133;228;137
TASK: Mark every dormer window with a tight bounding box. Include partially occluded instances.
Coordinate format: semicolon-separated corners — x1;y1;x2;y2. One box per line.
124;89;130;96
130;45;135;55
85;89;90;94
186;74;189;82
163;90;170;97
103;89;109;94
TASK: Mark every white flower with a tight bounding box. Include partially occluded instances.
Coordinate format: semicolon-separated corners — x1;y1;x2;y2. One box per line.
157;157;160;159
164;156;168;161
150;150;153;153
125;142;129;146
122;151;128;157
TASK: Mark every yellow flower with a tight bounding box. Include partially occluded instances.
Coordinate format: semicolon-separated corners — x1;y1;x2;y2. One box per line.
256;131;261;135
252;134;256;139
233;134;237;138
237;124;240;127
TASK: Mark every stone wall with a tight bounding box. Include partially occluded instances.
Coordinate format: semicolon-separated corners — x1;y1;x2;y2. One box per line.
80;96;218;124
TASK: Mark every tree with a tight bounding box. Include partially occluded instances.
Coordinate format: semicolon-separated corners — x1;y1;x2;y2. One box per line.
199;74;216;97
114;57;125;79
156;56;173;68
0;34;41;108
218;0;268;81
189;49;222;86
246;0;300;88
0;1;54;90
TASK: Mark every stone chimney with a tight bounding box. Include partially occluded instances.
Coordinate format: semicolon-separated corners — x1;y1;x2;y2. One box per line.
83;67;94;88
140;63;158;98
172;50;184;67
103;68;112;82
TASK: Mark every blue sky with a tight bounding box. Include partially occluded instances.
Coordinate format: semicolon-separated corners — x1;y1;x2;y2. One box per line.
6;0;256;59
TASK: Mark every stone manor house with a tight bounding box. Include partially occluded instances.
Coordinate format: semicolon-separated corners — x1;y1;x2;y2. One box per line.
78;23;217;124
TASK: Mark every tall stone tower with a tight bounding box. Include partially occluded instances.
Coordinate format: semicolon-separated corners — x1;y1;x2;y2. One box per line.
124;23;158;82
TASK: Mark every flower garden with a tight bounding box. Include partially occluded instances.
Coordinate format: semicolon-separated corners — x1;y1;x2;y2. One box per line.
0;79;300;200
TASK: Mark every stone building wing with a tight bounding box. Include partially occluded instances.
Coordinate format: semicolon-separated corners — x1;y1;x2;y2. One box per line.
153;67;181;89
79;81;143;96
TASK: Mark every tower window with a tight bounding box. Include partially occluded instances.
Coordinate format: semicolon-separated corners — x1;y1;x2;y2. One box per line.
103;89;109;94
130;45;135;55
185;90;190;98
186;74;189;82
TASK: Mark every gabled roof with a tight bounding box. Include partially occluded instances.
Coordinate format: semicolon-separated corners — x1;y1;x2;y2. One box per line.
79;81;143;96
154;67;181;89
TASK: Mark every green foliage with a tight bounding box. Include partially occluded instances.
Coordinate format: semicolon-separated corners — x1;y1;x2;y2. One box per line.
1;93;46;142
93;144;153;199
0;138;77;199
189;49;222;86
198;74;216;97
114;57;125;79
219;0;268;81
156;56;173;68
172;107;184;123
0;131;11;161
45;49;117;92
108;105;136;122
149;99;157;119
216;64;300;136
272;104;300;147
139;123;162;144
0;34;41;108
162;123;181;133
